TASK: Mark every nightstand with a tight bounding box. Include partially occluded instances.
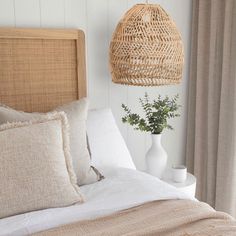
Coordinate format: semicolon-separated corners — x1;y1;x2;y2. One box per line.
162;169;196;198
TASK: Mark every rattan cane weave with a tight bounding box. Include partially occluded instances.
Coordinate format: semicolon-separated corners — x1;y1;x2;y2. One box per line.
109;4;184;86
0;28;87;112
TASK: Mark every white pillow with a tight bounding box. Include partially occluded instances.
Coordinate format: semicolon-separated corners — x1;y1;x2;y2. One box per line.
87;108;136;170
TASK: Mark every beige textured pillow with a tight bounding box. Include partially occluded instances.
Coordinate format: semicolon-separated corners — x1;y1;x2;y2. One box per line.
0;99;102;185
0;112;83;219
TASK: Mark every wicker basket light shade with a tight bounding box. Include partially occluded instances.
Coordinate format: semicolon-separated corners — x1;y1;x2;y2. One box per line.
109;4;184;86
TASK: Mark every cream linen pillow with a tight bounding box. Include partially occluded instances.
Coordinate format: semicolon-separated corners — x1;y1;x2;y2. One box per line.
0;112;83;219
0;99;102;185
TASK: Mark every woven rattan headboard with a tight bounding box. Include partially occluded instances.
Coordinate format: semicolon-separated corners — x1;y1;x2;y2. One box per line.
0;28;87;112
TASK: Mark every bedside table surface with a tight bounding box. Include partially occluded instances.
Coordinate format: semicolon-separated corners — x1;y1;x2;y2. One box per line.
162;169;196;188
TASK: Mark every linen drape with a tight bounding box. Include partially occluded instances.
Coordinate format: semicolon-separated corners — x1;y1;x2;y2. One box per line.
186;0;236;216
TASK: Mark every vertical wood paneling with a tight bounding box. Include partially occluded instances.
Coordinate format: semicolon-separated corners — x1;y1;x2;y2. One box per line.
108;0;128;143
64;0;73;28
0;0;193;170
87;0;109;109
40;0;65;27
65;0;87;30
14;0;40;27
0;0;15;26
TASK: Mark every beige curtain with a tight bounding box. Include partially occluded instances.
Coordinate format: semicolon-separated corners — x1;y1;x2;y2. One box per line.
186;0;236;216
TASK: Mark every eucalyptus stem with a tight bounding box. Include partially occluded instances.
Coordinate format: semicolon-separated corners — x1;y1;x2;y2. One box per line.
122;93;181;134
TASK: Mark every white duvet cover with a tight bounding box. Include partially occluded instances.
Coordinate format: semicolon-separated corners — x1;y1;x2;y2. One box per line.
0;168;195;236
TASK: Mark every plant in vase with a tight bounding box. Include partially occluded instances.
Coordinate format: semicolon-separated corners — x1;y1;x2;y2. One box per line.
122;93;181;178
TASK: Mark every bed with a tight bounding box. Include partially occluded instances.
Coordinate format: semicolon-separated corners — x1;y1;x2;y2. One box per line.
0;28;236;236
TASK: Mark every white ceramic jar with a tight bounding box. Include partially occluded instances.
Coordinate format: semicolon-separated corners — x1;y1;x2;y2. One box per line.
172;165;187;183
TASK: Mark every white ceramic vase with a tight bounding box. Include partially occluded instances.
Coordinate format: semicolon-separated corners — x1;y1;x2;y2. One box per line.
146;134;167;179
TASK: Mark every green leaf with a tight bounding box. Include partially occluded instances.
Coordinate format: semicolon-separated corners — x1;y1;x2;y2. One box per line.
121;93;181;133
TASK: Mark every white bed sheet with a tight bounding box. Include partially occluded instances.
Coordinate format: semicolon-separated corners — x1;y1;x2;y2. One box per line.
0;168;195;236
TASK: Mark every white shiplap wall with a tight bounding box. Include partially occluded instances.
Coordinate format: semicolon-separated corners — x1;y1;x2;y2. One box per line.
0;0;192;170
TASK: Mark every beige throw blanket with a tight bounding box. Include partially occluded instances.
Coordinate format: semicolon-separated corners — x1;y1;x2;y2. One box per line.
34;200;236;236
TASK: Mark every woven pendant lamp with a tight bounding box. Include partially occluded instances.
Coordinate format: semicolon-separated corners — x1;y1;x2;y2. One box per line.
109;3;184;86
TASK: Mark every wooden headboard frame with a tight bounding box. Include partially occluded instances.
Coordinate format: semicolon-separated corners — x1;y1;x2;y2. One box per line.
0;28;87;112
